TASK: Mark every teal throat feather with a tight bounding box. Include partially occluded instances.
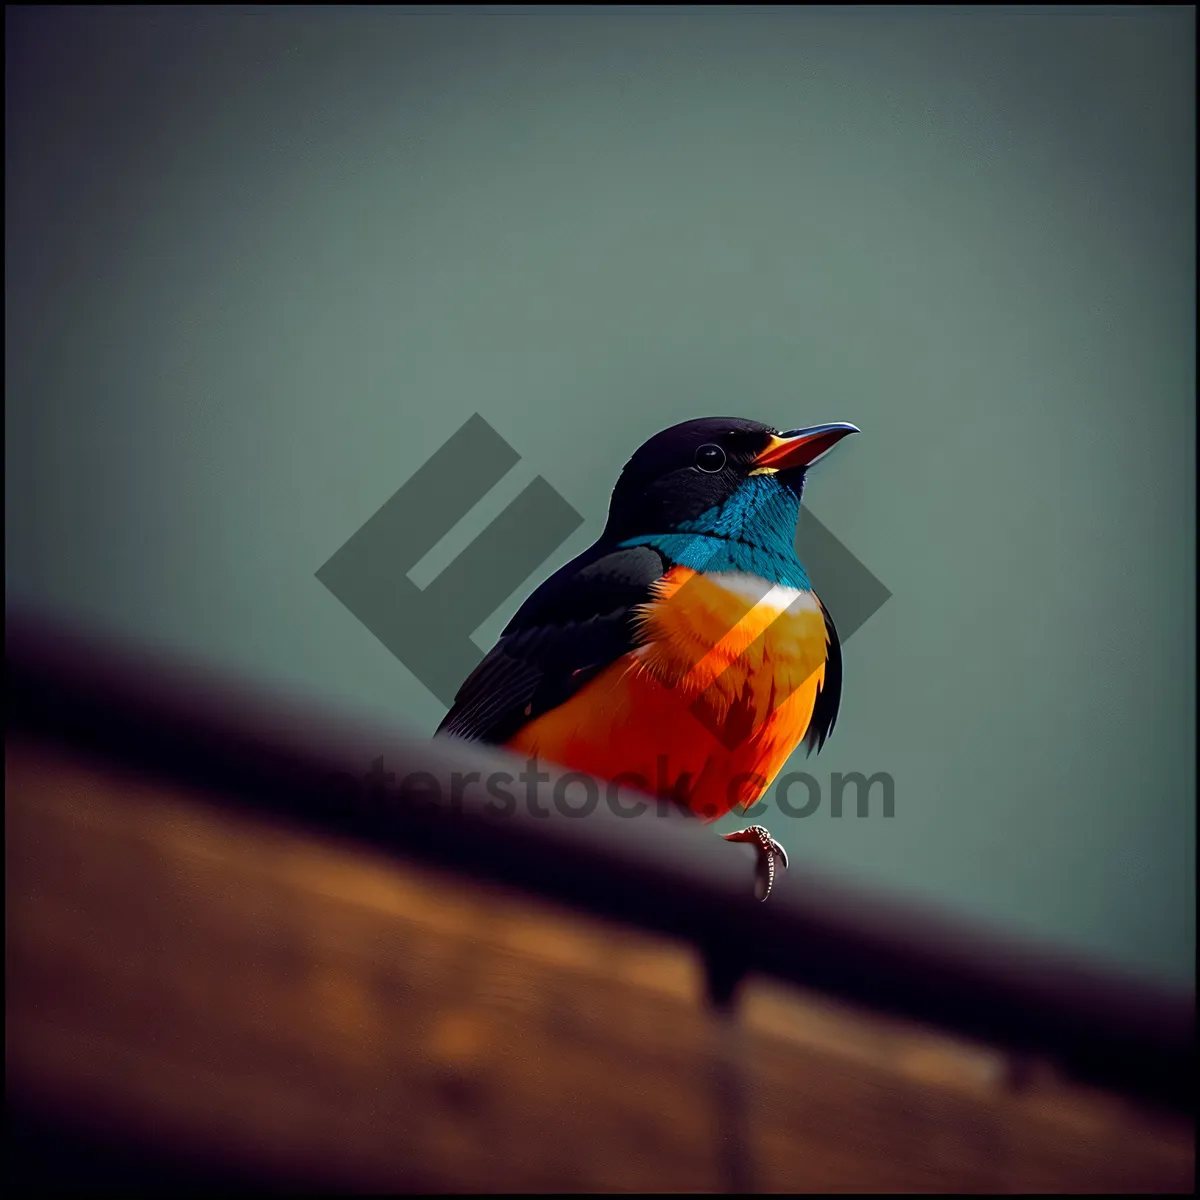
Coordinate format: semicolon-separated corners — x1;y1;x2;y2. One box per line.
619;474;811;589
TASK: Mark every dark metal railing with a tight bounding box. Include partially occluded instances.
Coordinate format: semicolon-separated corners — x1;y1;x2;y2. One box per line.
6;609;1194;1112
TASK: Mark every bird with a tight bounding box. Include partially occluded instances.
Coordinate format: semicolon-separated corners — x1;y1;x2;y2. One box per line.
436;416;859;900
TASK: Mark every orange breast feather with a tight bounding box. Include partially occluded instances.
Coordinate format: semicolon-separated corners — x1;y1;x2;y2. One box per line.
506;566;829;821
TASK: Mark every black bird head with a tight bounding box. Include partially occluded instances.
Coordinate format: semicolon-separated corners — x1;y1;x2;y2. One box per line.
601;416;859;545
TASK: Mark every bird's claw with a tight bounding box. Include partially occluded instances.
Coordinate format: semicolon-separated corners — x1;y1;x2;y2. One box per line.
722;825;789;902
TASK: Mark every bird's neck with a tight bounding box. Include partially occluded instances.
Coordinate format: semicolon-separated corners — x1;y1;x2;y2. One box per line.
618;475;811;589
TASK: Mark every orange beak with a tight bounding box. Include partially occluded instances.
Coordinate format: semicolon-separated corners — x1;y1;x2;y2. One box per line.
753;422;860;471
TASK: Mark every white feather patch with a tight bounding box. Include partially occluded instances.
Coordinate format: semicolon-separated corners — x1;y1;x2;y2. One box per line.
706;572;819;615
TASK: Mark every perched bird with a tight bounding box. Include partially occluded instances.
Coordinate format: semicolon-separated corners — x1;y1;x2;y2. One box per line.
437;417;858;899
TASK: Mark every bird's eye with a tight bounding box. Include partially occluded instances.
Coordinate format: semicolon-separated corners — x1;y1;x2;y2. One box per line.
694;443;727;473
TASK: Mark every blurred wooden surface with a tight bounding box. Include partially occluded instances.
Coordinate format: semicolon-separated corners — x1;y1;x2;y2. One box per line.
6;736;1193;1193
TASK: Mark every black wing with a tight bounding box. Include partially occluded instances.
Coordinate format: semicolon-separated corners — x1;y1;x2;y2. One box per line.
802;596;843;755
435;542;668;745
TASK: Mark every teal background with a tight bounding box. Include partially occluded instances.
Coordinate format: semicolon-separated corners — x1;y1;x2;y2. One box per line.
6;7;1195;985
